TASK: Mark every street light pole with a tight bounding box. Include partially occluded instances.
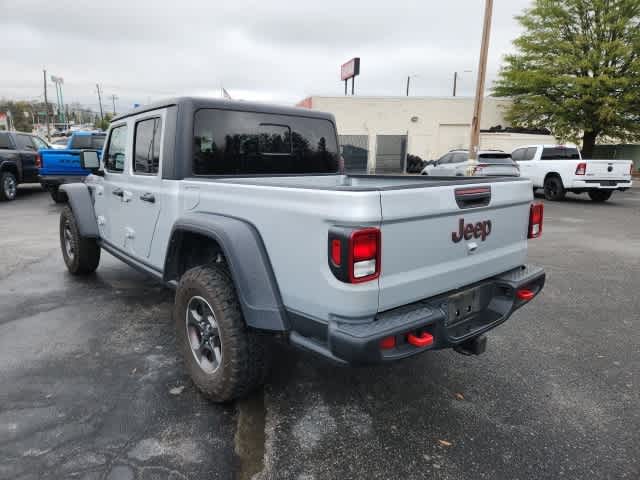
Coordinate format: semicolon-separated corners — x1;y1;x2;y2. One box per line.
453;71;458;97
43;69;50;141
406;76;410;96
468;0;493;162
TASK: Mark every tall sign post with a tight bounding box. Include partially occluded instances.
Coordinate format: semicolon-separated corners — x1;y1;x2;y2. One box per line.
341;58;360;96
468;0;493;168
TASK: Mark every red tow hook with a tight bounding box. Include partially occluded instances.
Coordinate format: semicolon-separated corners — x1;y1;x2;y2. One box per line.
516;288;535;301
407;331;434;348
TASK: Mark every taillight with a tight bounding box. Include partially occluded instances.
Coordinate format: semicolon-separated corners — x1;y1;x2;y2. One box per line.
473;163;489;175
528;203;544;239
575;162;587;175
35;153;42;169
328;227;381;283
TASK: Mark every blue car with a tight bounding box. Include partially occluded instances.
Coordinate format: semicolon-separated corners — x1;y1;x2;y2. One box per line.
39;131;106;202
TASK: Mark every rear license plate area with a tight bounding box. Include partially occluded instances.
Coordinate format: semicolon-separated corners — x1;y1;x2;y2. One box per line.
446;287;483;326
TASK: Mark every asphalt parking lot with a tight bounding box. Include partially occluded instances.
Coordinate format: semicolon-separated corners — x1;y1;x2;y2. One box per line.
1;184;638;480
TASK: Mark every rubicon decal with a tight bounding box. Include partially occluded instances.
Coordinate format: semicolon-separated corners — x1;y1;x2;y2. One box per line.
452;219;492;243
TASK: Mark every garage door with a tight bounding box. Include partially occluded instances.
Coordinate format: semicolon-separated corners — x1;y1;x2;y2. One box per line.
375;135;407;174
339;135;369;173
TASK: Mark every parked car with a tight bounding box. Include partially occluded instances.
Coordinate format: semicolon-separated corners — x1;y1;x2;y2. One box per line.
0;131;50;201
50;137;70;149
512;145;633;202
421;149;520;177
39;131;106;202
59;97;545;402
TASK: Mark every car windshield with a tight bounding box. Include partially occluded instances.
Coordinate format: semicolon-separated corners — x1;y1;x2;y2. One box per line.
541;147;580;160
478;153;514;164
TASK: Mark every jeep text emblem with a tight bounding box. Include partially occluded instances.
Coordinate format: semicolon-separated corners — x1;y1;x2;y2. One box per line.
452;219;492;243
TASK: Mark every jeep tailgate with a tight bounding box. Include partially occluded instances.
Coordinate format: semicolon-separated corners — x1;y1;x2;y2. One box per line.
378;179;532;312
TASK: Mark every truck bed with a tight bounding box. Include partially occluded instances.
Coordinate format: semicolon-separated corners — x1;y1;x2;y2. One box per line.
171;174;533;320
205;173;529;191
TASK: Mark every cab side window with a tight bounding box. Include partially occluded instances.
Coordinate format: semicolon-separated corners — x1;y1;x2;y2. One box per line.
32;136;49;150
133;117;162;175
438;153;452;164
104;125;128;173
512;148;524;161
525;147;538;160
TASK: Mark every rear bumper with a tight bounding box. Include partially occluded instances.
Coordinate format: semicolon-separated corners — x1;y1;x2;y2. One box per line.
568;179;632;190
288;264;545;365
39;175;86;189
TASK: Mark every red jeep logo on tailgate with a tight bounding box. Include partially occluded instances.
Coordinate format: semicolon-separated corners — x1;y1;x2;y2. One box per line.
452;219;492;243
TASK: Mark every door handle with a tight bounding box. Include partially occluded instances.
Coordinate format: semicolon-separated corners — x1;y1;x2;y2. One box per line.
140;192;155;203
112;188;123;197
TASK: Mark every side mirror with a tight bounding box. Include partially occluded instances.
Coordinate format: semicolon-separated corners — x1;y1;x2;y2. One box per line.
80;150;103;175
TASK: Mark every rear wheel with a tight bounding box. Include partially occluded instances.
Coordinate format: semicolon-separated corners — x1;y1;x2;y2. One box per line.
544;176;565;201
59;206;101;274
588;190;612;202
175;264;269;403
0;171;17;201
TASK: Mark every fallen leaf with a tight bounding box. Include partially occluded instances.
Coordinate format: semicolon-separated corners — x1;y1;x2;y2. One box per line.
169;386;185;395
438;439;452;447
454;392;464;400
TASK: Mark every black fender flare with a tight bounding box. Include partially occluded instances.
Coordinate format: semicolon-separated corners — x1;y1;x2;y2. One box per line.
59;183;99;237
164;212;288;332
0;159;21;182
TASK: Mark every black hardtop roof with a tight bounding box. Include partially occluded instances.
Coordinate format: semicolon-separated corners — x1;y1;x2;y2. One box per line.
112;96;335;123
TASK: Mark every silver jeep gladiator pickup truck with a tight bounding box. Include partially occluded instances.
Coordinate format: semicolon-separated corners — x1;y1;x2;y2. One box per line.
59;97;545;402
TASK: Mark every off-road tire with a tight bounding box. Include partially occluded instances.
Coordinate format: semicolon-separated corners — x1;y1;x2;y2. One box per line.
0;171;17;201
588;190;612;202
50;187;67;203
175;264;270;403
59;206;101;274
544;175;566;201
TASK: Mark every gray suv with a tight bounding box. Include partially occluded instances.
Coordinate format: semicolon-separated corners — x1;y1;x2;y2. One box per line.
422;149;520;177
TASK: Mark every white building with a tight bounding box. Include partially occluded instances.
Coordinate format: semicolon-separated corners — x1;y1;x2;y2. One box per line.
297;96;556;173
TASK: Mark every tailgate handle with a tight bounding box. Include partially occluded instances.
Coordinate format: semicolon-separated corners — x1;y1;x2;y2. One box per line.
455;187;491;209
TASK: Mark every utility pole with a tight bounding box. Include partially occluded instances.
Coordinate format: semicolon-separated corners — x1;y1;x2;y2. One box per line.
468;0;493;162
110;94;118;115
453;72;458;97
96;84;104;124
406;76;410;96
43;69;50;141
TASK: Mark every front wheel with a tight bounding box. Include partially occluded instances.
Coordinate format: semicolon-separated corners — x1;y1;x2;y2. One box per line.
544;176;566;201
50;187;67;203
59;206;101;274
588;190;613;202
175;264;269;403
0;171;17;201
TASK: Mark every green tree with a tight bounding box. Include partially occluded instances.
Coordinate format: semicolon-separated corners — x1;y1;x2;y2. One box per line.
95;112;113;131
494;0;640;157
0;100;35;132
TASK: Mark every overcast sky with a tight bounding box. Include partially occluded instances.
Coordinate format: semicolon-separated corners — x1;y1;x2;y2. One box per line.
0;0;532;112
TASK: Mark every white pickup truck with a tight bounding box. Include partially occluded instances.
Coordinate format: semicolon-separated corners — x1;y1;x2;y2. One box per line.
511;145;633;202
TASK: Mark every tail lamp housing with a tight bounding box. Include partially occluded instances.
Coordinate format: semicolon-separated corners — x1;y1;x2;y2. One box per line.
35;153;42;169
528;203;544;239
328;227;381;283
575;162;587;175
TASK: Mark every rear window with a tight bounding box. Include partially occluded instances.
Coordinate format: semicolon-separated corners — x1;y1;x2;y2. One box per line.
541;147;580;160
0;132;13;149
193;109;339;175
71;134;106;150
478;153;514;164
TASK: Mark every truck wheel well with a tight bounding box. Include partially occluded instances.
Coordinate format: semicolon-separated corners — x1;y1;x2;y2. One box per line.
164;230;225;282
544;172;562;184
1;163;18;176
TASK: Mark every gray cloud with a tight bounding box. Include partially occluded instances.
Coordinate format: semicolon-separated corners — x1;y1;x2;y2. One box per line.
0;0;532;111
